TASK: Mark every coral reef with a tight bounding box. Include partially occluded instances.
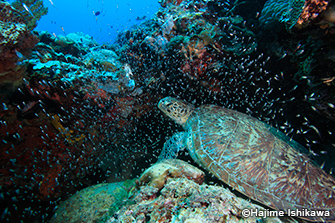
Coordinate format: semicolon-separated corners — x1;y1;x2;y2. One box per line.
258;0;335;123
50;160;283;223
0;28;158;219
120;0;258;94
107;160;283;223
0;1;39;99
66;32;99;48
1;0;335;221
11;0;48;31
83;48;121;72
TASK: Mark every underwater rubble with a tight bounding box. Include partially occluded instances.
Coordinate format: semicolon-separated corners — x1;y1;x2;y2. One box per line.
0;0;335;222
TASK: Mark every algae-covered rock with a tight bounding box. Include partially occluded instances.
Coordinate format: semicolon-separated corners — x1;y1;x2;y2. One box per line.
108;175;284;222
139;159;204;190
50;179;136;223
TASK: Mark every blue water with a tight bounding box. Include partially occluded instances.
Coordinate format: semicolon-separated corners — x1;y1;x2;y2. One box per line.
10;0;160;44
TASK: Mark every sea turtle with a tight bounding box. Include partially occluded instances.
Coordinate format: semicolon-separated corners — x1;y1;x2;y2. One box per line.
158;96;335;222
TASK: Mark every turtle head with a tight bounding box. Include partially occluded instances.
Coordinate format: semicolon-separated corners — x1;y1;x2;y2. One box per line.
158;97;195;127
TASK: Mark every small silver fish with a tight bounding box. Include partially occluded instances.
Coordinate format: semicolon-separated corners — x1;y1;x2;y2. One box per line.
22;3;35;18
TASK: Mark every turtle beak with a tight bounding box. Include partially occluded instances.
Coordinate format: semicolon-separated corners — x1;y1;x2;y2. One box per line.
158;98;166;111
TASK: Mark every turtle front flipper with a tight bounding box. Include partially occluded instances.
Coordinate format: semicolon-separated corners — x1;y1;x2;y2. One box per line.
158;132;187;161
